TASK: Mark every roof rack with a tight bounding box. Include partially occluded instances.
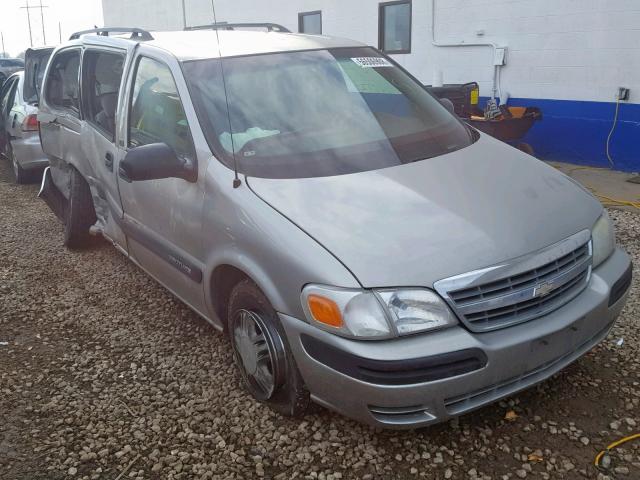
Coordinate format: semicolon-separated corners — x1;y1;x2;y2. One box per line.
69;27;154;41
185;22;291;33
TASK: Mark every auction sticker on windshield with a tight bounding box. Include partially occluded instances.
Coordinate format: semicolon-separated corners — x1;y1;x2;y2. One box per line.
351;57;393;68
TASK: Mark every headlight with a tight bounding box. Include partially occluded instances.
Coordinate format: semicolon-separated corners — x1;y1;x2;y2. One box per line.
301;285;457;339
376;289;458;335
592;211;615;267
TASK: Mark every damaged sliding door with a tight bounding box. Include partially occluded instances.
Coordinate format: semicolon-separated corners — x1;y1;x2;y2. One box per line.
79;48;128;250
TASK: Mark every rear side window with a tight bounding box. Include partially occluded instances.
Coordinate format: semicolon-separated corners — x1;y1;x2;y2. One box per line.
0;77;18;116
82;50;125;140
9;79;20;108
45;50;81;115
128;57;194;158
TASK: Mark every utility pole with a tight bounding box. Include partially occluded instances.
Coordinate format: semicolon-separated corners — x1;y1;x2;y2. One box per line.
1;32;5;57
59;22;62;43
181;0;187;29
21;0;34;47
39;0;47;44
20;0;49;46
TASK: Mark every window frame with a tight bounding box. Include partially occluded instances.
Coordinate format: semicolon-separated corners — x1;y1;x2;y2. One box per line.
43;47;83;118
298;10;323;34
9;76;21;108
126;54;196;159
81;47;127;143
1;76;18;116
378;0;412;54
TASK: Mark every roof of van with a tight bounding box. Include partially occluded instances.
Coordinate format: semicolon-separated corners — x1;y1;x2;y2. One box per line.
79;30;366;61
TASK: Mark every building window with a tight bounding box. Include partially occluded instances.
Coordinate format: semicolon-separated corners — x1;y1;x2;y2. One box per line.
379;1;411;54
298;11;322;34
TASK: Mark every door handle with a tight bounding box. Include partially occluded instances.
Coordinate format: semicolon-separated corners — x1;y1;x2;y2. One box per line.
105;152;114;172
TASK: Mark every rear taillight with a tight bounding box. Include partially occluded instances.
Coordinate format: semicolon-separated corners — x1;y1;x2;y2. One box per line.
22;114;39;132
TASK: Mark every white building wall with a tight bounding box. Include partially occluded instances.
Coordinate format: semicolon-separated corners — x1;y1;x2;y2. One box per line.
103;0;640;104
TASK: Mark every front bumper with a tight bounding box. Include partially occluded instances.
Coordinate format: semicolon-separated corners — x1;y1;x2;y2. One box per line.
280;247;631;429
12;132;49;170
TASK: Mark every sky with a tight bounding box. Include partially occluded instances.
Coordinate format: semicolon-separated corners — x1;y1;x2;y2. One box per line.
0;0;103;57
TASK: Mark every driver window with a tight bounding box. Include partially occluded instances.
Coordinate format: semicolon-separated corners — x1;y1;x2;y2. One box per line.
128;57;194;158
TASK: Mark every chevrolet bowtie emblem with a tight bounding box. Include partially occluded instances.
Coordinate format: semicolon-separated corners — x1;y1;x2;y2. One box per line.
533;282;556;298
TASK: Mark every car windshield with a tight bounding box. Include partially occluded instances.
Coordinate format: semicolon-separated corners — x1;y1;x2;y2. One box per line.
183;47;475;179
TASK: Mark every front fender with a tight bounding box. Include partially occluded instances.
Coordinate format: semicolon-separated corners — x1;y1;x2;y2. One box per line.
201;162;360;325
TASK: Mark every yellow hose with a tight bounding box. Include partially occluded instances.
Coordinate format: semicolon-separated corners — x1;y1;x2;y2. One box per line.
594;432;640;468
551;164;640;210
592;193;640;210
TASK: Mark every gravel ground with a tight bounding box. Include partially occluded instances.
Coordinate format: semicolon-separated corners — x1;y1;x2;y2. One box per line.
0;159;638;480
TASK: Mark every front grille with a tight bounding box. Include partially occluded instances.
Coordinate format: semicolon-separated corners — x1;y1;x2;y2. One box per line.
435;231;592;332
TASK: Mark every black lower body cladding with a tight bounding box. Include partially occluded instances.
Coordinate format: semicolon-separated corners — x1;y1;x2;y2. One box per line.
301;334;487;386
609;263;632;307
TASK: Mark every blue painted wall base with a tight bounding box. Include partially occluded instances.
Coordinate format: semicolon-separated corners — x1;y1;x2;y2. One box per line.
479;97;639;172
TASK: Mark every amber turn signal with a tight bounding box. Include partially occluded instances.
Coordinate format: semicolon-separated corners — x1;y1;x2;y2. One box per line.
307;294;343;328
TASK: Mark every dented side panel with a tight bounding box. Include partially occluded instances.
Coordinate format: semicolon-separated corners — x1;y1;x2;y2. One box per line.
80;118;128;248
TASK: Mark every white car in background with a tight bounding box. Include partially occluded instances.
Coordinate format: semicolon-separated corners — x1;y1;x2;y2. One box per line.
0;47;53;183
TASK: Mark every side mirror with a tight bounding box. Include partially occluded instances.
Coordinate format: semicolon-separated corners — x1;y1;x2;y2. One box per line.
119;143;196;183
439;97;455;115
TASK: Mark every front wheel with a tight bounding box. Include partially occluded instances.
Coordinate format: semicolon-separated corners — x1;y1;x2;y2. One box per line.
227;279;310;417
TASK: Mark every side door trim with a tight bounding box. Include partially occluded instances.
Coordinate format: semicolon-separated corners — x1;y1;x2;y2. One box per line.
119;215;204;283
104;198;204;283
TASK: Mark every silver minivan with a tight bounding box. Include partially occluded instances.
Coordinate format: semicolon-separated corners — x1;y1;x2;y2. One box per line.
37;26;631;428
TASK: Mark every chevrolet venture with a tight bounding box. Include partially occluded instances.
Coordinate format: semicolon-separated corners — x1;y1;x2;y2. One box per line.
36;26;632;428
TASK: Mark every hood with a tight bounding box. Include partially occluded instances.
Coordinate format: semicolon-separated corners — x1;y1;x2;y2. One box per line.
247;134;602;288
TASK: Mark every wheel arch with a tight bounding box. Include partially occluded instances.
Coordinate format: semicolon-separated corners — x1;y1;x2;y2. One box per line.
206;258;294;334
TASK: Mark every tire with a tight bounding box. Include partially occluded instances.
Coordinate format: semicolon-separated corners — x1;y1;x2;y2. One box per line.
8;142;30;184
227;279;310;417
63;167;97;249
